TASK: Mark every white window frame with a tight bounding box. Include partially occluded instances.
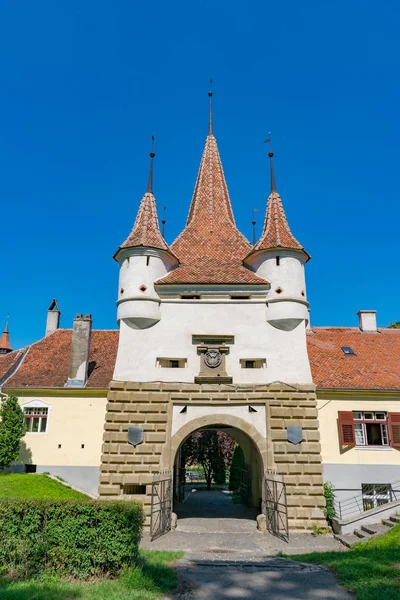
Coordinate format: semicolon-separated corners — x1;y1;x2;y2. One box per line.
22;400;51;434
353;411;389;447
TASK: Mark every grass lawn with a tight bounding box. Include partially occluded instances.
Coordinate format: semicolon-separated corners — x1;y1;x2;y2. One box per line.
289;522;400;600
0;473;88;499
0;550;183;600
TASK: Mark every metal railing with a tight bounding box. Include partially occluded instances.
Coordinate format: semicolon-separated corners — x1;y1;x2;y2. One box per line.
335;481;400;520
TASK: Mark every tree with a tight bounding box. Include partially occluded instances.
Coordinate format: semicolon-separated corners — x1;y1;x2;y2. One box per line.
229;443;245;491
0;394;26;469
388;321;400;329
181;430;234;489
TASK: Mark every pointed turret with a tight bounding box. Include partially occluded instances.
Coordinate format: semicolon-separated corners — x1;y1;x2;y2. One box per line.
248;151;309;259
156;89;267;286
0;321;12;355
115;139;178;329
245;146;310;331
116;140;173;256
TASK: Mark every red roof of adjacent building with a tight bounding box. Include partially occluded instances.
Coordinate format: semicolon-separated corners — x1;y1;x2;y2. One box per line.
1;327;399;391
155;133;268;286
307;327;400;390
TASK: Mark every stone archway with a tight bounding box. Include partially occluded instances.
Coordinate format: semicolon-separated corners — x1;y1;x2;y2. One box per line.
162;414;267;513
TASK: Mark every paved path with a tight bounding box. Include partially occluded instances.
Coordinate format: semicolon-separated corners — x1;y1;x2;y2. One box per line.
163;558;353;599
145;490;352;599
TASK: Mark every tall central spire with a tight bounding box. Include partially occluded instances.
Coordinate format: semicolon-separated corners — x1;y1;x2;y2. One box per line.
208;78;213;135
156;88;268;286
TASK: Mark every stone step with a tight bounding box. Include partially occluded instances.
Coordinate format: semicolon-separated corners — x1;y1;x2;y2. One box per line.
354;529;369;539
361;523;391;536
390;515;400;524
382;519;395;528
333;533;360;548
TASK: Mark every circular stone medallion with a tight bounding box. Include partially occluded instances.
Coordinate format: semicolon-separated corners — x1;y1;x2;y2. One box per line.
204;348;222;369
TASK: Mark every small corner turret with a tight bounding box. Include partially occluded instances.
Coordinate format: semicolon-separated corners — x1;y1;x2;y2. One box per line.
245;146;310;331
114;138;178;330
0;321;12;354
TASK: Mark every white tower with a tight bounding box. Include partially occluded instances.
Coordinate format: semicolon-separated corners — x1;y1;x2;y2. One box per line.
113;140;178;331
244;150;310;332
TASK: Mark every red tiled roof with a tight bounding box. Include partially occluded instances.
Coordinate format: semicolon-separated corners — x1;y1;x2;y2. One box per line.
156;135;269;286
0;330;119;389
118;192;173;255
246;191;310;260
0;323;11;351
307;327;400;390
1;326;399;391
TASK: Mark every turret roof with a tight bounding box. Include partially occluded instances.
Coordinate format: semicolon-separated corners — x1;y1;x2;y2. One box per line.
0;322;12;353
156;131;268;286
116;142;175;257
245;150;309;261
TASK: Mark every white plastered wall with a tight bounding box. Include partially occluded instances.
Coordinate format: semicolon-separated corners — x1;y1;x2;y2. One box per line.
114;298;312;384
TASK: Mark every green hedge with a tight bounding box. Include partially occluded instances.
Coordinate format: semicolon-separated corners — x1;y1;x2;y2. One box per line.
0;498;144;579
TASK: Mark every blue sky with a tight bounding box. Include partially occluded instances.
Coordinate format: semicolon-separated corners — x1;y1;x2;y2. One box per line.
1;0;399;349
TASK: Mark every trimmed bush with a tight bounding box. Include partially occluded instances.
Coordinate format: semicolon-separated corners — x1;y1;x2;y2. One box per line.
229;444;245;491
0;498;144;579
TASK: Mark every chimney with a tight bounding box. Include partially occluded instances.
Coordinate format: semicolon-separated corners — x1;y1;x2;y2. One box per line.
357;310;377;332
46;299;61;336
66;314;92;387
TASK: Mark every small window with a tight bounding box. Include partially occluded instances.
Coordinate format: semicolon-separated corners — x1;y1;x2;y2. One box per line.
276;256;280;266
362;483;392;510
353;412;389;446
139;285;147;292
157;357;187;368
25;464;37;473
24;406;49;434
123;484;146;495
181;295;201;299
342;346;355;355
146;256;150;266
230;295;251;300
240;358;266;369
275;287;283;294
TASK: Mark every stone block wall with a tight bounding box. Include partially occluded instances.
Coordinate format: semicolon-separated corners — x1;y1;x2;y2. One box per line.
99;381;326;529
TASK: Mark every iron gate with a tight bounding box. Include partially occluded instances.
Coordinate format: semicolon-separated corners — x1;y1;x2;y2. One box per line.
150;471;173;541
264;470;289;542
239;466;251;504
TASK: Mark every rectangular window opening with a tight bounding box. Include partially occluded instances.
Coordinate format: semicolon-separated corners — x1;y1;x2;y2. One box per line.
240;358;266;369
276;256;280;266
123;484;146;495
146;256;150;266
362;483;392;510
353;412;388;446
230;295;251;300
157;357;187;368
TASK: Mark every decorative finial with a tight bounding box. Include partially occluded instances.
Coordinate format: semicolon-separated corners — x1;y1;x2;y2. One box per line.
161;206;166;238
264;133;276;192
208;78;213;136
252;207;259;245
147;134;155;193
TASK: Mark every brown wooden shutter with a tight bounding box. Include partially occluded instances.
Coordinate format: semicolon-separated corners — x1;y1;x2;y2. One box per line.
338;411;356;446
388;413;400;447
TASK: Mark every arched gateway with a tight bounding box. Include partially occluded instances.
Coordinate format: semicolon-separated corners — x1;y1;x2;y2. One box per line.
99;92;326;536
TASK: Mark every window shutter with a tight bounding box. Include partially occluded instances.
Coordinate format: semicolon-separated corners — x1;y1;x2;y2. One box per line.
388;413;400;447
338;411;355;446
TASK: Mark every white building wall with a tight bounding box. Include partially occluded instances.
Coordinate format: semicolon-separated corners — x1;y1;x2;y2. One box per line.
113;298;312;384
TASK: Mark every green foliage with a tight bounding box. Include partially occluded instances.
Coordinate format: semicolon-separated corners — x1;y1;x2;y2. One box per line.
388;321;400;329
311;523;330;535
323;481;336;521
0;549;183;600
0;473;88;499
228;443;245;491
182;430;234;490
289;522;400;600
0;394;25;469
0;498;144;579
